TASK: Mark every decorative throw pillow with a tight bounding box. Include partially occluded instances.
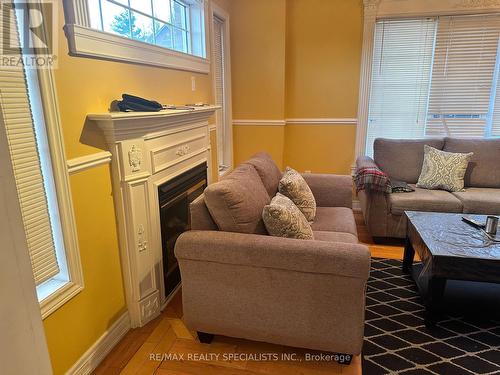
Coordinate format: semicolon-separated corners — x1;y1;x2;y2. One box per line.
416;145;473;192
278;167;316;221
262;193;313;240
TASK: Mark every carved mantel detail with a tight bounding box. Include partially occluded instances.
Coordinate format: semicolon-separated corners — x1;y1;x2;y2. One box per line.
128;145;143;172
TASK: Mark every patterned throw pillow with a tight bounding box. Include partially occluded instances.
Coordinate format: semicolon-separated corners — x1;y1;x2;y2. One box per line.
416;145;473;192
278;167;316;221
262;193;314;240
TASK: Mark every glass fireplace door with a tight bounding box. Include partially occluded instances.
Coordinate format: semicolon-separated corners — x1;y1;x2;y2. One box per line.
158;163;207;298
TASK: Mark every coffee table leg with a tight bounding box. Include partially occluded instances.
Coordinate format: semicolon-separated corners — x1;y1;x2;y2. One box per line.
402;237;415;274
424;277;447;327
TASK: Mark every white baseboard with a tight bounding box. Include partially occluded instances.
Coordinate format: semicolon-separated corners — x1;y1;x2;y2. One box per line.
66;312;131;375
352;200;361;212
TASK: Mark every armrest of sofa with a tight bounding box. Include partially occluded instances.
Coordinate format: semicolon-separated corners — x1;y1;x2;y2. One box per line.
301;173;353;208
356;155;381;171
175;230;370;280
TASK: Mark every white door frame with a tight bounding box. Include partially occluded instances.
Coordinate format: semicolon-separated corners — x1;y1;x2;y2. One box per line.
210;1;233;172
0;112;53;374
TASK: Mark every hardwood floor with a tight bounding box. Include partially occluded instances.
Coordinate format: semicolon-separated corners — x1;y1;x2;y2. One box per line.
93;211;404;375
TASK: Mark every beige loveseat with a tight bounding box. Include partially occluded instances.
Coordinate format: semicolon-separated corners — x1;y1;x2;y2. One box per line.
175;152;370;357
357;138;500;239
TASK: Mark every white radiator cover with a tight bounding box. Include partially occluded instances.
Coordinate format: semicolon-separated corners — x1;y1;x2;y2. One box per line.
89;106;218;327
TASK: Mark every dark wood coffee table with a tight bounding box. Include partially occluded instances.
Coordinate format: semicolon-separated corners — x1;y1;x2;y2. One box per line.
402;211;500;327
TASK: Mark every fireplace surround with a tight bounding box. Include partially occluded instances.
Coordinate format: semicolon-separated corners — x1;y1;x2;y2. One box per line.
88;106;218;327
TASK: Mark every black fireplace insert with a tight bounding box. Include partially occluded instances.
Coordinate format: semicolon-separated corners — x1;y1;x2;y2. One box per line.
158;163;207;298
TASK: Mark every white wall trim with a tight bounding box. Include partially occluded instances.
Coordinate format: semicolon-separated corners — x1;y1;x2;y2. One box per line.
64;24;210;74
67;151;112;175
286;118;358;125
354;0;380;159
352;200;362;212
233;118;358;126
66;312;131;375
233;119;287;126
211;2;234;170
34;2;84;319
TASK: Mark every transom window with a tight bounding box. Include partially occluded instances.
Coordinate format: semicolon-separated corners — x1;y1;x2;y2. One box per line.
87;0;206;57
365;14;500;156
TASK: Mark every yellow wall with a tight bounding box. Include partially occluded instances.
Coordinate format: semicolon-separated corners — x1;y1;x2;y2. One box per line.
283;0;363;174
229;0;363;174
233;125;285;168
285;0;363;119
229;0;287;168
43;2;225;373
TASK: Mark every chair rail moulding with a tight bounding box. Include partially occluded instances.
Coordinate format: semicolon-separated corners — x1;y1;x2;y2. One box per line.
354;0;500;159
286;118;358;125
232;118;358;126
67;151;112;175
232;119;287;126
87;106;219;328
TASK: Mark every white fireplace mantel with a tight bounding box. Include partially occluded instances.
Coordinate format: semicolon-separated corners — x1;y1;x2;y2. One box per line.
88;106;218;327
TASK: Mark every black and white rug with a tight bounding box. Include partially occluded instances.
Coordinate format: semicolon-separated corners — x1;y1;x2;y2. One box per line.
363;258;500;375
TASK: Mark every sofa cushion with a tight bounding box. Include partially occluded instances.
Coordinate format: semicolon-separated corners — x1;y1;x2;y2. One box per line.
313;231;358;244
262;193;314;240
452;188;500;215
204;164;270;234
443;138;500;188
311;207;357;237
279;167;316;221
388;184;463;216
374;138;445;184
244;152;282;197
416;145;473;192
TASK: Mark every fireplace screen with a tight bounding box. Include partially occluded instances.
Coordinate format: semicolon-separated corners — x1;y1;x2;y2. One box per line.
158;163;207;298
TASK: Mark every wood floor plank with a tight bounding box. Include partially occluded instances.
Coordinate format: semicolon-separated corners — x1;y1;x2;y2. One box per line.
147;318;172;344
158;360;259;375
167;319;194;340
161;338;246;370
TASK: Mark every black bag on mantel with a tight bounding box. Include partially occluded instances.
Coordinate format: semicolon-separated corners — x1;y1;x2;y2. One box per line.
117;94;163;112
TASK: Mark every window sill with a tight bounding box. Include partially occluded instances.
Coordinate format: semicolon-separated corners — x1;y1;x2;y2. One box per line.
63;24;210;74
39;279;83;319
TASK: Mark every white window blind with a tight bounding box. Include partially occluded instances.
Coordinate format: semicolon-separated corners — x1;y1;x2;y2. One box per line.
1;2;59;285
426;14;500;137
213;15;226;170
366;18;437;156
366;14;500;156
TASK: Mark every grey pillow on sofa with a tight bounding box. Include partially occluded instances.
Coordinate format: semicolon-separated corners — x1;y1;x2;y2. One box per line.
262;193;313;240
279;167;316;222
416;145;473;192
204;164;270;234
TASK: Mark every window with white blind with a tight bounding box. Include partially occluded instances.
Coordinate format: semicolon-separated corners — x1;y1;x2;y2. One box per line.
2;1;83;318
365;14;500;156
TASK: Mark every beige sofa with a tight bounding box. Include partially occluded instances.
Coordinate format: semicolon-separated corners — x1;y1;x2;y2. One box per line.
357;138;500;239
175;152;370;357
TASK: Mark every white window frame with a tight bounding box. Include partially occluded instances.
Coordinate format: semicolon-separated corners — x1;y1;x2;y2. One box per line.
354;0;500;159
16;0;84;319
210;2;233;175
63;0;210;73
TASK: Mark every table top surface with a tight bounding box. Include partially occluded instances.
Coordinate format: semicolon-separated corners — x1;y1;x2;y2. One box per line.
406;211;500;261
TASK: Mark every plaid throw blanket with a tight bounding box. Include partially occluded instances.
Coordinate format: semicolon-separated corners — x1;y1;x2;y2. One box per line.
355;167;392;194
